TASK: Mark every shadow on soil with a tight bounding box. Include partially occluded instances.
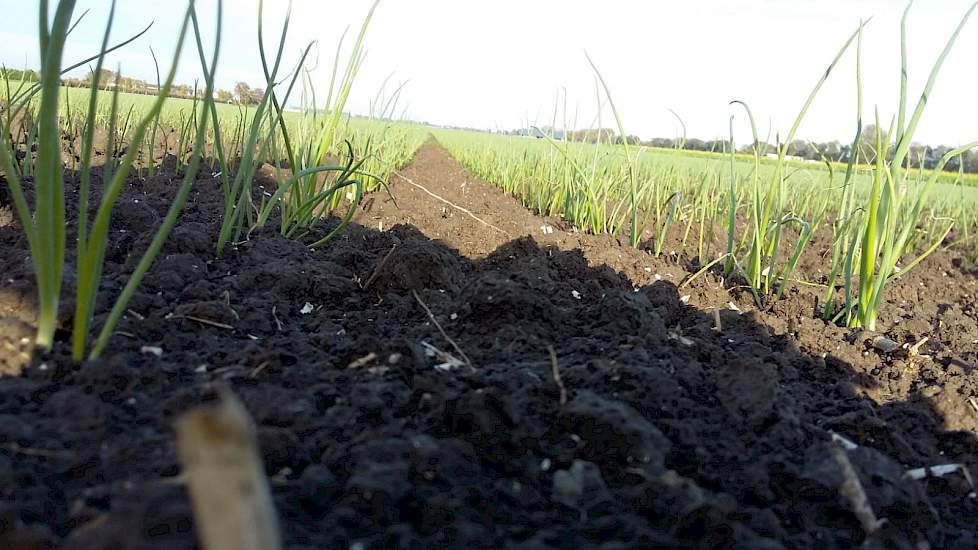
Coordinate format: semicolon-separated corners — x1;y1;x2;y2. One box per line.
0;166;976;549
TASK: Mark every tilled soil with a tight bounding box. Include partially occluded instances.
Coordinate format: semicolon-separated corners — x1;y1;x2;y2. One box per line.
0;141;977;549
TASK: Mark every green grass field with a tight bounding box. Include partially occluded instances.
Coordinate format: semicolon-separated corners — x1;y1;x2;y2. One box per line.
435;128;978;212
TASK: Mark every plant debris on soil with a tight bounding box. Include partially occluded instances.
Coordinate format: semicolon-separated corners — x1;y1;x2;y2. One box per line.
1;141;978;549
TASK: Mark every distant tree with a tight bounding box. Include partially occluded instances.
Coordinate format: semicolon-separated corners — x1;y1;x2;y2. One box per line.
859;123;879;163
171;83;192;99
645;137;675;149
907;142;928;168
821;141;842;161
946;154;962;172
963;149;978;173
0;68;39;82
784;139;807;158
705;139;733;153
839;144;853;163
83;68;118;89
234;81;254;105
215;89;233;103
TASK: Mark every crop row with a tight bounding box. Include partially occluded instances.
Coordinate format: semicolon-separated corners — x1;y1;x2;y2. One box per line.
438;3;978;331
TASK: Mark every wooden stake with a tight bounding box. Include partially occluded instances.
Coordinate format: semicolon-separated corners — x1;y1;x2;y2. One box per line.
175;389;282;550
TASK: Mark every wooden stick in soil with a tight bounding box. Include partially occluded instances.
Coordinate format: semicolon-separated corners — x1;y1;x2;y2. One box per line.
548;345;568;407
830;445;884;535
175;388;282;550
362;242;398;291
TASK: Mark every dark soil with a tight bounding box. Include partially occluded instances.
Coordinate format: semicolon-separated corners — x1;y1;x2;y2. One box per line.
1;140;977;549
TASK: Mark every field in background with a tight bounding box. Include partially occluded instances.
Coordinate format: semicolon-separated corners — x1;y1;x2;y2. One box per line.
41;85;429;185
436;128;978;210
14;80;978;234
22;80;972;195
435;127;978;254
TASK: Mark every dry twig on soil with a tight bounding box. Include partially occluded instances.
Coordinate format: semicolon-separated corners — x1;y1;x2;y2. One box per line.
394;172;511;236
831;445;885;535
362;243;399;291
413;290;472;367
548;345;568;407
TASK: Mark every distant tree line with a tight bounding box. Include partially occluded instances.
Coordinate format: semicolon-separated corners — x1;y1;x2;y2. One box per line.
0;68;39;82
503;126;645;145
503;124;978;174
1;67;266;106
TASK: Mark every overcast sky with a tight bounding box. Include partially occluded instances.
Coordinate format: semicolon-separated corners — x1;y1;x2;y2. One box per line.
3;0;978;146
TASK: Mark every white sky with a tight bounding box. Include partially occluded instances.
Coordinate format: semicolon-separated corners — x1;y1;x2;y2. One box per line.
3;0;978;146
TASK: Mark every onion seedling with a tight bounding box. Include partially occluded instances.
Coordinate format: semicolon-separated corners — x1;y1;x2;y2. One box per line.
730;21;864;305
845;1;978;330
215;0;296;254
0;0;221;359
91;0;222;359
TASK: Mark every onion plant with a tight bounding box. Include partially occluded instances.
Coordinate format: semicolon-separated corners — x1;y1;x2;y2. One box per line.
0;0;221;359
435;5;978;310
212;0;383;253
586;54;641;247
145;48;162;178
822;23;866;323
727;22;863;305
842;1;978;330
275;0;383;238
215;0;302;254
0;0;76;351
244;0;427;249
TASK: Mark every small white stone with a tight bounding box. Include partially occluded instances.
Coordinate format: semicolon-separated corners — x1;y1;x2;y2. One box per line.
300;302;314;315
140;346;163;357
831;432;859;450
